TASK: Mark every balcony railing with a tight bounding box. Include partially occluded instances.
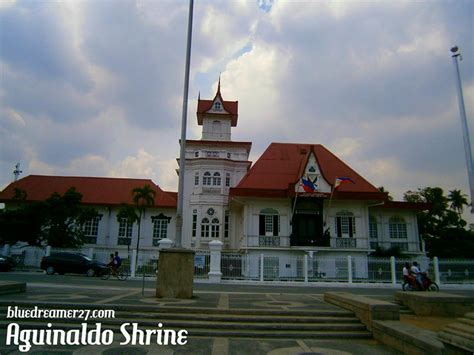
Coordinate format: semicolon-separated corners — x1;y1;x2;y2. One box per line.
334;238;357;248
245;235;290;248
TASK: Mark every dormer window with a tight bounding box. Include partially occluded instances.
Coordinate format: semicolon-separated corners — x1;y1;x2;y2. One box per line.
214;102;222;111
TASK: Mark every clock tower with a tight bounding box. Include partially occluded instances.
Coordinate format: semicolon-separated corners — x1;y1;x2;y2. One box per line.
178;80;252;249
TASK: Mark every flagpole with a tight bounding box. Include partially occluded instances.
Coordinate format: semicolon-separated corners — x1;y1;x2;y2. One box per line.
175;0;194;248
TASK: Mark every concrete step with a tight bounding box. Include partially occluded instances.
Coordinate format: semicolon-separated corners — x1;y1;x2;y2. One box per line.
0;320;372;339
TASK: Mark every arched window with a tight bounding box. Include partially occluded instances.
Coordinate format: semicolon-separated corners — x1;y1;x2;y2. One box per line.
213;172;221;186
203;171;212;186
335;210;355;238
259;208;280;236
201;217;210;238
369;215;378;239
211;218;220;238
389;216;407;239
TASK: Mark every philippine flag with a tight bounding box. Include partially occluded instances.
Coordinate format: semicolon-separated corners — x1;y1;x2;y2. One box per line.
301;177;316;192
334;177;355;189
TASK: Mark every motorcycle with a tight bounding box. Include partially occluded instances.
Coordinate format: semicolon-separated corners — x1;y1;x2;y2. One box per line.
402;272;439;291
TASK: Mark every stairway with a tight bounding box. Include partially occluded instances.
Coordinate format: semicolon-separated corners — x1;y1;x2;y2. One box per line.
0;301;372;339
393;300;414;315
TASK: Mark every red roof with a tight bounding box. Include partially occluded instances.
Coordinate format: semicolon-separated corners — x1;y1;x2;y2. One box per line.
196;85;238;127
0;175;177;208
230;143;387;200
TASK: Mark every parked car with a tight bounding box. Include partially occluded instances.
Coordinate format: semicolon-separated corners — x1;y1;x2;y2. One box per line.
40;252;108;277
0;255;15;271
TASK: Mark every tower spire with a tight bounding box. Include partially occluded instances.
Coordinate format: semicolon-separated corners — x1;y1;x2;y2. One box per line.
217;74;221;95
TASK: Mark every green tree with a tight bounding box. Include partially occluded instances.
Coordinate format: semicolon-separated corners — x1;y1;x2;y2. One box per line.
403;186;472;257
378;186;393;201
448;189;469;218
0;187;97;248
116;204;139;255
117;185;156;268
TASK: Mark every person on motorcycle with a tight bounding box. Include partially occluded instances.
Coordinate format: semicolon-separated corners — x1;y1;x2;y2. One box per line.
410;261;424;290
403;262;413;284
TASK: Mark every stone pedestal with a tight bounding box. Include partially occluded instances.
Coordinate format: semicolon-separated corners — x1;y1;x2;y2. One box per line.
156;248;195;299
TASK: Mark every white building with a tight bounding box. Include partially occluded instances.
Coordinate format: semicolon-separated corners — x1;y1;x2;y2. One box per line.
0;84;429;277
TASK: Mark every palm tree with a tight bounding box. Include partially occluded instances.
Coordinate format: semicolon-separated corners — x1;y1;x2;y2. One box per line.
448;189;469;218
132;185;156;268
378;186;393;201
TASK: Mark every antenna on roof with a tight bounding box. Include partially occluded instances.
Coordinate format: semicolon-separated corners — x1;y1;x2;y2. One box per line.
13;162;22;181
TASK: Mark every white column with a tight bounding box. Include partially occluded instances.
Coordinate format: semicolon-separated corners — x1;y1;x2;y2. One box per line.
304;254;308;283
347;255;353;284
208;240;223;283
260;253;264;282
88;248;94;259
390;256;397;286
433;256;440;285
45;246;51;257
131;249;137;278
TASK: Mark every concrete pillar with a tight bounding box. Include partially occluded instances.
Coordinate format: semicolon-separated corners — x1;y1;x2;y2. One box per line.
131;249;137;278
45;246;51;257
156;249;195;299
433;256;440;285
347;255;353;284
88;248;94;259
2;244;10;256
158;238;173;250
390;256;397;286
304;254;308;283
260;253;264;282
208;240;223;283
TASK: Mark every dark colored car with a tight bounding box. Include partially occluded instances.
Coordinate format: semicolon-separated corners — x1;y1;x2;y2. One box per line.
40;252;107;277
0;255;15;271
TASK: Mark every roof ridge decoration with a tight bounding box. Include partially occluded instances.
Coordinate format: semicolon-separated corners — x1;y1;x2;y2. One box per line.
196;78;239;126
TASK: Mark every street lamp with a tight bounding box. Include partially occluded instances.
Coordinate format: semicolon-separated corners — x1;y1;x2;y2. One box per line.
450;46;474;213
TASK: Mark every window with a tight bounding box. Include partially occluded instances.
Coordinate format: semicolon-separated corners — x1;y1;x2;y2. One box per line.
194;172;199;186
211;218;220;238
192;211;197;238
335;211;355;238
214;102;221;111
118;218;133;245
259;208;279;236
195;151;199;157
212;172;221;186
201;217;210;238
203;172;212;186
83;216;101;244
369;215;378;239
389;216;407;239
152;214;171;246
225;173;231;187
224;211;229;238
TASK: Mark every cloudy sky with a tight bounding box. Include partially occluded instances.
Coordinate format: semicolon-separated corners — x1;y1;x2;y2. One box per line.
1;0;473;211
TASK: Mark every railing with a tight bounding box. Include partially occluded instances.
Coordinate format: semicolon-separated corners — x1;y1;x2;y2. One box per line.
245;235;291;247
334;238;357;248
2;243;473;285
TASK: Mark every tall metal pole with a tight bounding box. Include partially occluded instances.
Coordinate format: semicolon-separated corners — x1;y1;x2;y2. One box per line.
451;46;474;212
176;0;194;247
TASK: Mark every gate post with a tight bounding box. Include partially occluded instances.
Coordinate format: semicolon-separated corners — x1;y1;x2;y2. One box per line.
304;254;308;283
208;240;223;283
433;256;441;285
390;256;397;286
348;255;353;284
260;253;264;282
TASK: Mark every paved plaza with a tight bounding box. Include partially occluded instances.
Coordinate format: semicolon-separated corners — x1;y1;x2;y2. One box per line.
0;280;404;355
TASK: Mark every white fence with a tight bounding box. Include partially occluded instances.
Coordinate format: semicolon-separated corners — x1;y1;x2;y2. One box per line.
2;243;473;285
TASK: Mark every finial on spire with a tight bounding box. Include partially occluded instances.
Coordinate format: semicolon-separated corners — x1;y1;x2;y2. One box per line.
198;91;200;100
217;74;221;95
13;162;22;182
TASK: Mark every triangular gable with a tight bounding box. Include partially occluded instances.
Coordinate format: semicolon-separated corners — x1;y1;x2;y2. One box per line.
296;152;331;194
205;96;230;115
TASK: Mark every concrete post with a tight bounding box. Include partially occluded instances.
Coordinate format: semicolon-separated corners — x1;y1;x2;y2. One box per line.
260;253;264;282
158;238;173;250
433;256;441;285
45;246;51;256
2;244;10;256
304;254;308;283
131;249;137;278
390;256;397;286
348;255;353;284
88;248;94;259
208;240;223;283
